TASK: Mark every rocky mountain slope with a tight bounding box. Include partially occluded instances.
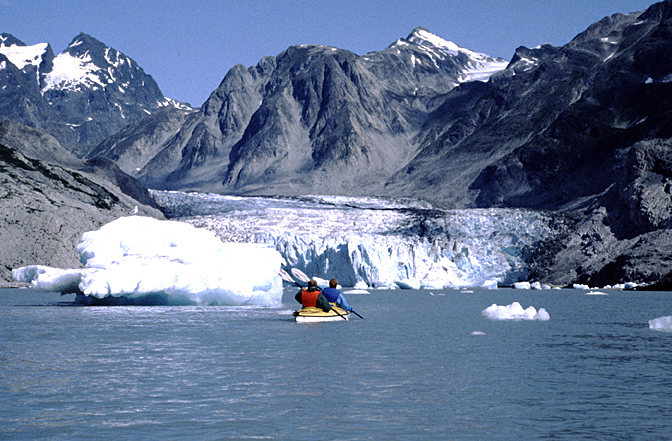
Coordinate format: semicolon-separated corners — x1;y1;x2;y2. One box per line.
0;32;192;155
132;27;507;194
385;5;672;209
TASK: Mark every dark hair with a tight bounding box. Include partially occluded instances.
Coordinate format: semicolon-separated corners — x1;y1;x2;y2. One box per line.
308;279;318;287
329;279;338;288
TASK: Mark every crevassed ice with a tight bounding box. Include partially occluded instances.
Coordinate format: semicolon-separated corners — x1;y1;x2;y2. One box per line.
151;191;558;290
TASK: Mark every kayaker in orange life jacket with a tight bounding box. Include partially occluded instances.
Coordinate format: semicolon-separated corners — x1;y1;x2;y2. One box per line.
295;279;332;312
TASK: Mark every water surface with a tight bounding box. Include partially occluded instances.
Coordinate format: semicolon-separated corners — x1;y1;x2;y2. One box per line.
1;288;671;440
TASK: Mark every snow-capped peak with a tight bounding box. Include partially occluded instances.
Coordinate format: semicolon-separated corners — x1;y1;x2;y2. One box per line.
407;27;463;55
398;27;509;83
42;34;133;94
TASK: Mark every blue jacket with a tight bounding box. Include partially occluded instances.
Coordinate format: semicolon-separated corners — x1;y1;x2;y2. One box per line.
322;287;353;312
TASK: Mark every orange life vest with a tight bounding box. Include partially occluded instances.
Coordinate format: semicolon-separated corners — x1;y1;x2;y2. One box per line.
301;290;320;307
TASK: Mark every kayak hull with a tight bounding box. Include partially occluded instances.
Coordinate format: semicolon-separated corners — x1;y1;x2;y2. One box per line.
293;306;349;322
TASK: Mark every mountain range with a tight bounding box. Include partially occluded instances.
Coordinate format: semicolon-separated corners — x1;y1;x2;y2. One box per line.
0;32;193;156
2;0;672;287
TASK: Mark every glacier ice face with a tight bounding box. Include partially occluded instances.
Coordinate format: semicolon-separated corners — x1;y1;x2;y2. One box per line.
152;191;561;289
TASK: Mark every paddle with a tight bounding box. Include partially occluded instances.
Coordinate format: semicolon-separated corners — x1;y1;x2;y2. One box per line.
290;268;363;319
279;269;302;288
281;269;346;320
290;268;311;284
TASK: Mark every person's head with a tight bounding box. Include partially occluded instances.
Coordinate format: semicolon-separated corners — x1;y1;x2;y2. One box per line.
308;279;318;288
329;279;338;288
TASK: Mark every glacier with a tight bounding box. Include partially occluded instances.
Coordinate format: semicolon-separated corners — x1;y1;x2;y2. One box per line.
11;190;564;303
152;191;562;289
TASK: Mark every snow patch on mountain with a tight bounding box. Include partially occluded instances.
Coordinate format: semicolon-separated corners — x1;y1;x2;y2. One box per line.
0;42;48;70
159;97;196;111
43;52;103;92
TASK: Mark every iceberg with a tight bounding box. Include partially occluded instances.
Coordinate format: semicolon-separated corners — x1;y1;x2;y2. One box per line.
12;216;283;306
649;316;672;331
152;191;562;289
481;302;550;321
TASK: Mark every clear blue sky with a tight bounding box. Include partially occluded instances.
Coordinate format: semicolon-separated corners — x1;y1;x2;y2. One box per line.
0;0;659;107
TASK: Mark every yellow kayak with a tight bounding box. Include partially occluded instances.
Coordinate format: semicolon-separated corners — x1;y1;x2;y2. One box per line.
293;306;350;322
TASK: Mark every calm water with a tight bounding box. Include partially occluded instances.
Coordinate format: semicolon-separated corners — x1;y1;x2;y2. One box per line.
1;287;671;441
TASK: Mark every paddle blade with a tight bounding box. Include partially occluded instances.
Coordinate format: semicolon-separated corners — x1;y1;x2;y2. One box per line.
279;269;295;283
291;268;311;283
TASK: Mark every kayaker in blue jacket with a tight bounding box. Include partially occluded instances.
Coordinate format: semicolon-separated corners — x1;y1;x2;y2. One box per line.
322;279;354;312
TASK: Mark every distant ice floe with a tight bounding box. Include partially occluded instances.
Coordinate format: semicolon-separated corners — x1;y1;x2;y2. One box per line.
12;216;283;306
482;302;550;321
512;281;554;290
344;289;370;295
649;316;672;332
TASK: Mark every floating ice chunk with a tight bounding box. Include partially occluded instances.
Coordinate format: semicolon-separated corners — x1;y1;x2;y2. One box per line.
573;284;590;290
586;291;609;296
649;316;672;331
513;282;531;289
530;281;542;290
309;277;330;288
471;331;486;335
482;302;550;321
353;281;369;290
12;216;283;306
343;289;370;295
12;265;86;293
534;308;550;321
482;279;498;289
